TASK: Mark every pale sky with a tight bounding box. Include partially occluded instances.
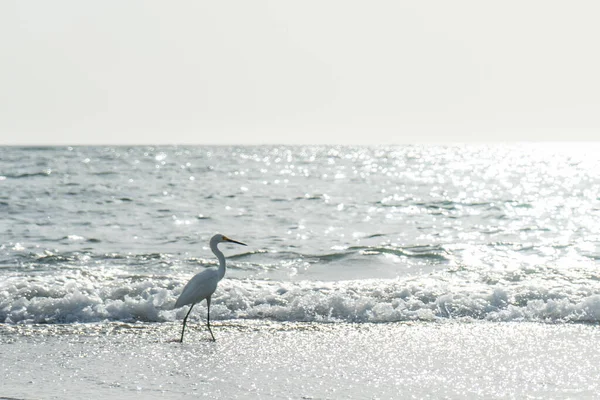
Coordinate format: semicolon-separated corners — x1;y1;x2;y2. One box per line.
1;1;599;145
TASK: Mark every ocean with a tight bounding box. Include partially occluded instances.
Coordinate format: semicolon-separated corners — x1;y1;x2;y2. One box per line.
1;144;600;399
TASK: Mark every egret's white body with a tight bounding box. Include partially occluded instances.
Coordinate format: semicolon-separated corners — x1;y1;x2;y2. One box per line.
174;234;246;342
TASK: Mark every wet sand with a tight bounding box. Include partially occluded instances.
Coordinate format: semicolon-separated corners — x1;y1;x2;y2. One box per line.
2;321;600;399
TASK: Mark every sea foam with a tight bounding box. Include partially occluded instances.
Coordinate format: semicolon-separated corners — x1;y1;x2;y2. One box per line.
2;266;600;324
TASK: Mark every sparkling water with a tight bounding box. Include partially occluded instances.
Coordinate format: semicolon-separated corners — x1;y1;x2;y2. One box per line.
1;144;600;325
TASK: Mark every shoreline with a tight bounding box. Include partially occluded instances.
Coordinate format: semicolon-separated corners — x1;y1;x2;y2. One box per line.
2;321;600;399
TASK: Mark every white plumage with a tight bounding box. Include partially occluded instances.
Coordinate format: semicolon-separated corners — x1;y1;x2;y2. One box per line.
174;233;246;342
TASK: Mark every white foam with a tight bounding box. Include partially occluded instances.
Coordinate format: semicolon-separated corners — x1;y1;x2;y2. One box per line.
2;266;600;325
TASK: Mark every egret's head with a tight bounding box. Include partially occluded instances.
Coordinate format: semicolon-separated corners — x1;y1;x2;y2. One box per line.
211;234;247;246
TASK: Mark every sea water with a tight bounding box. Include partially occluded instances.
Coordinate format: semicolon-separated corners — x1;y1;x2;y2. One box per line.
1;144;599;325
1;144;600;398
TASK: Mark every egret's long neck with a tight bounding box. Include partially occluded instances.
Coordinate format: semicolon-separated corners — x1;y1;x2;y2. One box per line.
211;241;227;281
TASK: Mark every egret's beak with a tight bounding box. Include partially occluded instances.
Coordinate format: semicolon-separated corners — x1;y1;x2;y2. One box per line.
223;237;247;246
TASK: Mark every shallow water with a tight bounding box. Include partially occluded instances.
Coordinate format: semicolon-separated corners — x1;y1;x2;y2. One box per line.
2;321;600;399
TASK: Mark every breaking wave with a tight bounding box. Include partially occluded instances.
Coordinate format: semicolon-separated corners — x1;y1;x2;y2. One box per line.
2;265;600;324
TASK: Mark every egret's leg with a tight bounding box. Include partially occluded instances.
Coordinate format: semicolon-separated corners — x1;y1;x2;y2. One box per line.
180;303;195;343
206;296;216;341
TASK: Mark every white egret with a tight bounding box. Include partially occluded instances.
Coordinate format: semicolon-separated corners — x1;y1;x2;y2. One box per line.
174;233;247;342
